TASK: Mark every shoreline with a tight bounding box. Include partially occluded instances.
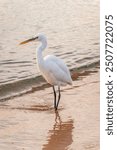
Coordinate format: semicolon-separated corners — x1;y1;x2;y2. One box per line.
0;60;99;102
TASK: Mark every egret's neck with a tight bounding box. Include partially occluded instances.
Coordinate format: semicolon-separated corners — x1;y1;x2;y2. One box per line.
39;39;47;51
36;39;47;66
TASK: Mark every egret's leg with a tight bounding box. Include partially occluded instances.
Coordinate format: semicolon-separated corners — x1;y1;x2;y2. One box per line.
56;86;61;109
53;86;57;110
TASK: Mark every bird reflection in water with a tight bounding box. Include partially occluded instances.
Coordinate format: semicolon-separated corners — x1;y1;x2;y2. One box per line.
43;111;74;150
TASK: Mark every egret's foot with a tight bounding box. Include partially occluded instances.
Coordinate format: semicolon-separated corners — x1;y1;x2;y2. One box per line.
54;105;58;111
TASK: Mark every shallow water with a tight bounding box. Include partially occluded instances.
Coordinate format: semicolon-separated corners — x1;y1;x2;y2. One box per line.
0;0;99;87
0;69;99;150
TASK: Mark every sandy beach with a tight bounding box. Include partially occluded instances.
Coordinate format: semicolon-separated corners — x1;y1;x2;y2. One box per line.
0;67;99;150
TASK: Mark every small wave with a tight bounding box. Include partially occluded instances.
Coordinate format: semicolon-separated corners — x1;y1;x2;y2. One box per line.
0;60;31;65
0;60;99;102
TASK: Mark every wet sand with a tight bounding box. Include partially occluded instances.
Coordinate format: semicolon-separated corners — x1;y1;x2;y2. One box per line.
0;69;99;150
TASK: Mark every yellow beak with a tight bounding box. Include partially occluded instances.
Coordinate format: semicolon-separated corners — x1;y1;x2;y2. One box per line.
20;36;38;45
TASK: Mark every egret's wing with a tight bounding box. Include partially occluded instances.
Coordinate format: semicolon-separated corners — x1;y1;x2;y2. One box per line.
44;55;70;75
44;55;72;85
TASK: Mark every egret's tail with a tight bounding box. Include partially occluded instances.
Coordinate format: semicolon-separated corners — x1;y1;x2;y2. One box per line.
67;80;72;85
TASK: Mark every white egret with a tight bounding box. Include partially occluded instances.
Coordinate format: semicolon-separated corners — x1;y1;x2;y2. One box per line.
20;34;72;110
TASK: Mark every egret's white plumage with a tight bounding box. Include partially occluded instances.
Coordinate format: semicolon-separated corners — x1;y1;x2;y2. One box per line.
20;34;72;110
38;54;72;86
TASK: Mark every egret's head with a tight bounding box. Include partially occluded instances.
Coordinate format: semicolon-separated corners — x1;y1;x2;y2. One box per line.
38;34;47;42
20;33;47;45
